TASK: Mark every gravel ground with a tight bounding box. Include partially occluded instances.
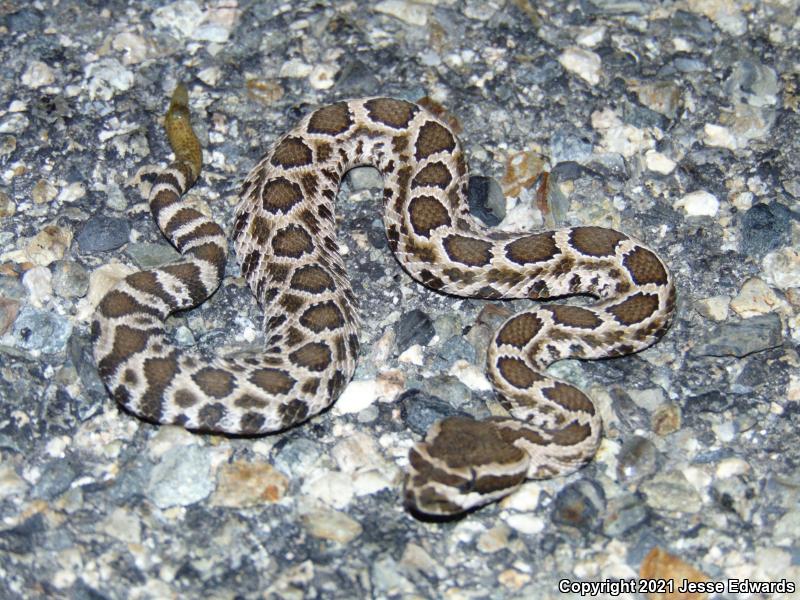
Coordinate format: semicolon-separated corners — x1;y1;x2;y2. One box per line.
1;1;799;599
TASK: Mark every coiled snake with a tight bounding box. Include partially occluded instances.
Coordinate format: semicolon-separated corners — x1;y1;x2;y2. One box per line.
92;86;675;517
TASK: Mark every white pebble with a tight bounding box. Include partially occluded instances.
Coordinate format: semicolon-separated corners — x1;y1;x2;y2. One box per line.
499;482;541;511
112;32;149;65
704;123;737;150
730;277;780;317
695;295;730;321
280;58;313;78
674;190;719;216
762;248;800;291
197;66;222;86
334;379;379;415
375;0;429;26
84;58;134;101
302;470;355;509
151;0;204;37
22;267;53;308
576;25;606;48
504;513;545;535
398;344;424;366
716;457;750;478
21;60;55;88
449;360;492;391
558;47;602;86
644;150;676;174
309;64;338;90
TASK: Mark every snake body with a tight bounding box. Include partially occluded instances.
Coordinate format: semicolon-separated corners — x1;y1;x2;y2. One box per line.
92;86;675;516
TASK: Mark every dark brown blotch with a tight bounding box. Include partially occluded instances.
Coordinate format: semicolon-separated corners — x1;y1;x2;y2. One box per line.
414;120;456;161
174;388;199;408
289;341;332;372
543;383;595;415
97;324;152;380
442;234;492;267
411;161;452;189
505;232;558;265
175;221;225;250
198;402;226;429
270;136;313;168
278;398;309;427
164;207;202;236
365;97;419;129
192;367;236;399
261;177;304;214
234;394;268;409
289;264;335;293
160;262;206;304
249;368;296;394
271;225;314;258
607;292;660;325
239;412;266;434
307;102;353;135
299;301;345;332
408;196;452;237
496;356;542;389
548;305;602;329
570;227;627;257
99;289;161;319
496;312;543;348
623;246;668;286
248;215;271;245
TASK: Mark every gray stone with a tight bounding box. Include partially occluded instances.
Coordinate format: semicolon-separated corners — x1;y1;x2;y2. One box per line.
394;308;434;351
692;313;782;358
400;389;469;436
126;242;181;268
467;176;505;226
146;445;213;509
551;129;593;164
76;215;130;253
617;436;659;483
740;202;795;259
603;493;649;537
9;306;72;354
551;480;606;531
52;260;89;298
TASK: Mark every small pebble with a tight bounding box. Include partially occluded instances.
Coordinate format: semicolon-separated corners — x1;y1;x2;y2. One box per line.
334;379;379;415
674;190;719;216
22;266;53;307
695;295;730;321
644;150;676;174
21;60;55;88
394;308;434;351
76;215;131;253
146;444;213;509
762;248;800;292
617;435;658;483
9;306;72;354
374;0;428;26
691;313;782;358
51;260;90;299
211;461;289;507
558;47;602;85
504;513;545;535
640;470;702;514
551;480;606;531
729;277;780;317
300;507;362;543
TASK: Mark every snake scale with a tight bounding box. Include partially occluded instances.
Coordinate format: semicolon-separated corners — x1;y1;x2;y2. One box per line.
92;85;676;517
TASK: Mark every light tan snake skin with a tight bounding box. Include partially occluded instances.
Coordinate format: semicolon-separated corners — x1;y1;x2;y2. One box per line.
92;85;676;517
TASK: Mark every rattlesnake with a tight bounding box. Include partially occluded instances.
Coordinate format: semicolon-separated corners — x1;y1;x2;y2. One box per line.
92;85;675;517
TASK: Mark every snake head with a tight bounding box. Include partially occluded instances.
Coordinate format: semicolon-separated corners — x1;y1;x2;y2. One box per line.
404;416;530;518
